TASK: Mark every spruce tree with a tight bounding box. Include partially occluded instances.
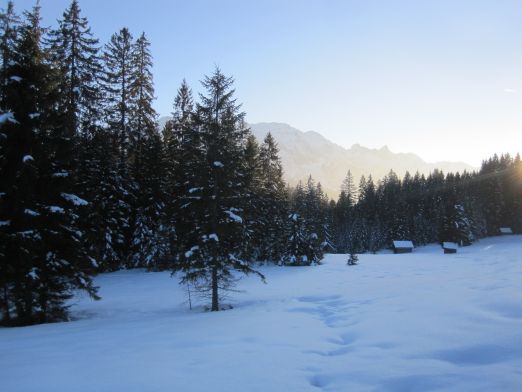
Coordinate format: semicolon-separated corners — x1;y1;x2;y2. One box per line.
163;79;194;259
341;170;356;206
257;132;288;262
0;0;20;323
334;172;357;253
172;69;264;311
0;1;19;110
511;154;522;232
101;27;134;265
282;211;323;266
47;0;101;135
478;156;505;235
127;32;167;268
0;4;97;325
284;179;324;265
440;203;474;246
347;252;358;266
242;134;263;260
75;126;130;272
282;213;311;266
129;33;156;145
102;27;133;169
131;131;169;269
302;176;328;255
46;0;105;273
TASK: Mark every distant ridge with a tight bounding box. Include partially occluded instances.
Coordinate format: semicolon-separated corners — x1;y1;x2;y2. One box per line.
158;117;475;198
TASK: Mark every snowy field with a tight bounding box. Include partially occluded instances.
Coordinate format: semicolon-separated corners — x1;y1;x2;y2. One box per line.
2;236;522;392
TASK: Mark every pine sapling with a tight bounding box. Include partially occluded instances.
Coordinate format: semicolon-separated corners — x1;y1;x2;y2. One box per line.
347;252;358;266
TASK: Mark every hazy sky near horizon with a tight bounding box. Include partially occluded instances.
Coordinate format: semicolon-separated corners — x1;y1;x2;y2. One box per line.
9;0;522;166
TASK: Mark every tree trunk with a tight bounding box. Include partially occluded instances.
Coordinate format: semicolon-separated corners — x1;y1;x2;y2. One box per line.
211;265;219;311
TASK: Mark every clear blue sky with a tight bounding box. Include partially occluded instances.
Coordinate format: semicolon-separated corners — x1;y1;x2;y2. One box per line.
8;0;522;166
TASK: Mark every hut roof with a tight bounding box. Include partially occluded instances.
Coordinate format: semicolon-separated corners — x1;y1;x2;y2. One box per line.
443;242;458;250
393;240;414;249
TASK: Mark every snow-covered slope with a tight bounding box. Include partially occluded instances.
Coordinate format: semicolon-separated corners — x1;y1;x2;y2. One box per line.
2;236;522;391
249;122;474;198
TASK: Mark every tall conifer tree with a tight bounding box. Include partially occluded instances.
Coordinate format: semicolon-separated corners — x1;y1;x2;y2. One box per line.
101;27;134;265
47;0;101;135
102;27;133;169
0;0;20;323
0;4;97;325
258;132;288;261
163;79;195;259
172;69;264;311
127;32;167;268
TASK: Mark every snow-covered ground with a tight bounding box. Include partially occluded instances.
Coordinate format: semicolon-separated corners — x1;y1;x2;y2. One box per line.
2;236;522;391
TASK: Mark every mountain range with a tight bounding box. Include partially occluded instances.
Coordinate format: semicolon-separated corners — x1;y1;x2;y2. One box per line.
159;118;475;198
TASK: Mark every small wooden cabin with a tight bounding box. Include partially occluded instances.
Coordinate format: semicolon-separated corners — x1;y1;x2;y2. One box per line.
499;227;513;235
393;240;414;254
443;242;458;254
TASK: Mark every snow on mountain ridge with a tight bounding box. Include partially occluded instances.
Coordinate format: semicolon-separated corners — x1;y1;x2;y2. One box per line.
158;117;474;198
249;122;474;198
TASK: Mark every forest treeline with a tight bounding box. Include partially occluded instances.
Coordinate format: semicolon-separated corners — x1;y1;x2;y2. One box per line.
331;155;521;254
0;1;520;325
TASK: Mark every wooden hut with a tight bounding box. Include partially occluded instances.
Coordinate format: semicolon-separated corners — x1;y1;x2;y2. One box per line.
392;240;414;254
442;242;458;254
